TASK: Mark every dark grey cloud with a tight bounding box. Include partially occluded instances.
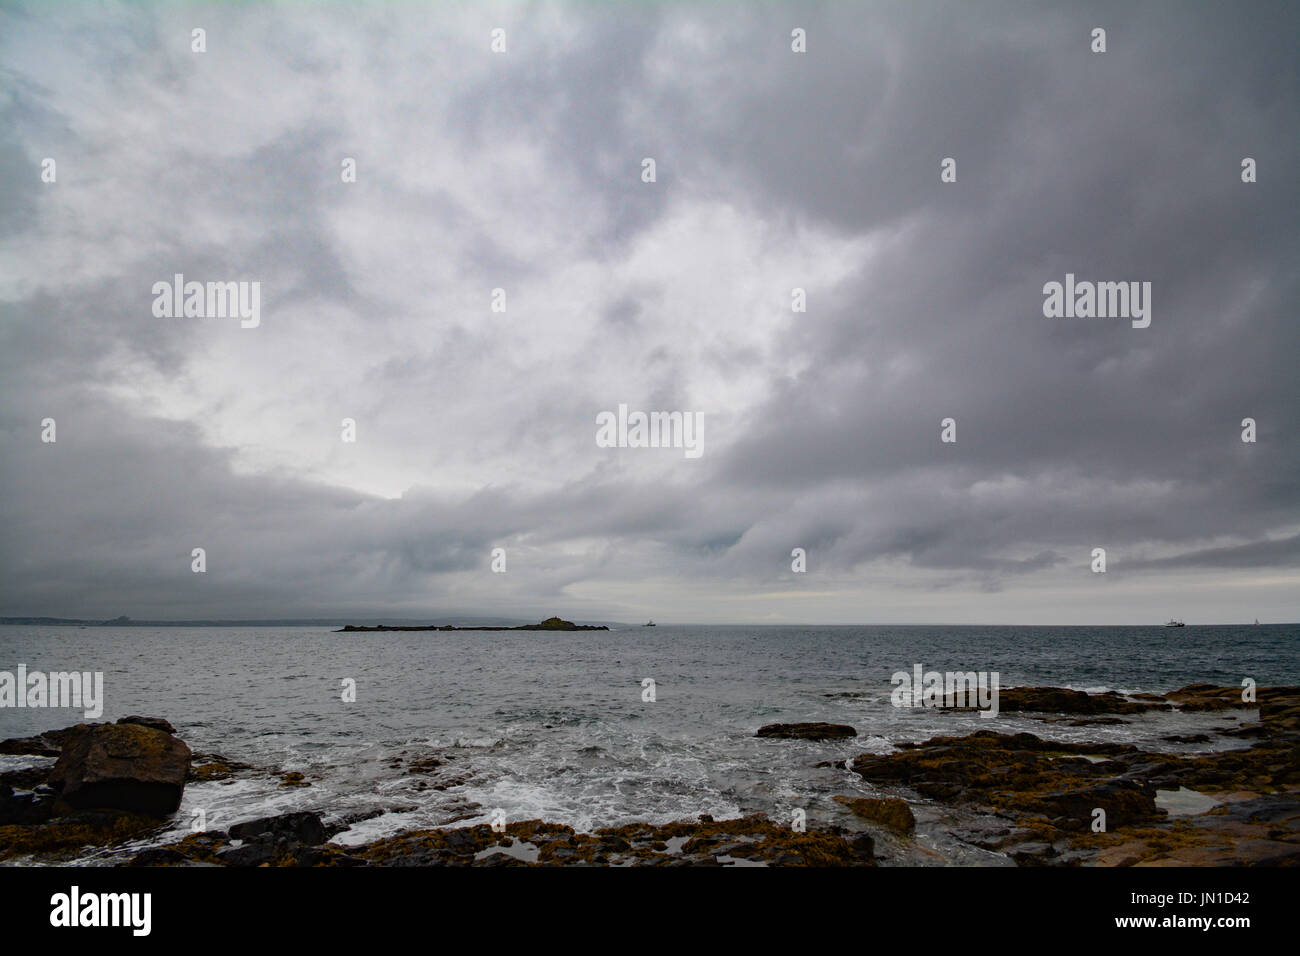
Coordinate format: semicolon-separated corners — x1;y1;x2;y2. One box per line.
0;0;1295;624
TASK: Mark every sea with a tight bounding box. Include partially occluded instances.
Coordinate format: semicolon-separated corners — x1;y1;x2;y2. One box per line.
1;623;1295;865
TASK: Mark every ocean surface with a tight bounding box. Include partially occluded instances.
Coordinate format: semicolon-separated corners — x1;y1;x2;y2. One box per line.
1;623;1296;865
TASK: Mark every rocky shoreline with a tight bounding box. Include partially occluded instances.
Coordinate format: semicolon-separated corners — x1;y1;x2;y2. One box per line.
2;682;1296;866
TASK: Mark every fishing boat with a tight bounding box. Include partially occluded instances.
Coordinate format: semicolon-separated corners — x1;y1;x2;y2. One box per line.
643;620;656;627
1164;619;1184;627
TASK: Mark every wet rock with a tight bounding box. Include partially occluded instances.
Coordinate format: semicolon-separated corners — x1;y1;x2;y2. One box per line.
859;685;1300;867
1164;684;1245;711
756;722;857;740
0;808;161;862
117;716;177;735
953;687;1167;716
217;841;276;867
0;784;54;825
0;735;61;757
0;766;52;791
127;847;189;866
355;814;874;867
228;811;327;846
833;795;916;834
47;722;190;815
1008;842;1061;866
281;845;328;867
479;851;523;867
187;753;252;782
849;832;876;859
1020;780;1163;828
128;811;880;868
443;828;481;854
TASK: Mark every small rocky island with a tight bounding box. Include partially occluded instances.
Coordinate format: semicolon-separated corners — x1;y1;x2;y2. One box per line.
337;616;609;633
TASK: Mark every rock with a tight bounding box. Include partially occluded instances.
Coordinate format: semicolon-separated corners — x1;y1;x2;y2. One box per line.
133;812;880;867
1008;842;1060;865
188;755;249;782
1;718;180;761
755;722;857;740
850;730;1133;802
0;784;54;825
845;687;1300;867
1;766;51;791
127;847;189;866
953;686;1168;716
1020;780;1162;828
0;735;61;757
1164;684;1244;711
848;832;876;860
1;808;162;862
228;811;327;846
217;842;276;867
47;723;190;815
117;716;177;735
281;845;327;867
41;724;107;748
833;795;916;834
443;828;481;853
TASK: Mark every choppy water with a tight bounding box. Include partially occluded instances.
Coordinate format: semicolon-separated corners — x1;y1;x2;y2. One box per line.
1;623;1295;865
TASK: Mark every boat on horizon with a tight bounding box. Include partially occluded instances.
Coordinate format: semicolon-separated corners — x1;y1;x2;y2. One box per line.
643;620;656;627
1164;619;1185;627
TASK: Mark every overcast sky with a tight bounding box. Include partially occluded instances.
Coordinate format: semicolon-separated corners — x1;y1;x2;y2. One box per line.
0;1;1295;625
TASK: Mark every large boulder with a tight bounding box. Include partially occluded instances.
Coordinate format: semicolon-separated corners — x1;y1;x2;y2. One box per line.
47;722;190;815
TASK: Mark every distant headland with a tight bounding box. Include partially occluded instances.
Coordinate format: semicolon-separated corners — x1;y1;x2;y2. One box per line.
336;616;609;633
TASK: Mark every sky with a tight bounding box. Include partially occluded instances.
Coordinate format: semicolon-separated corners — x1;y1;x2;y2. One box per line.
0;0;1296;625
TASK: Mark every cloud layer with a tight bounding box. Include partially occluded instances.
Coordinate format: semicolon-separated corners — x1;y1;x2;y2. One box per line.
1;1;1296;623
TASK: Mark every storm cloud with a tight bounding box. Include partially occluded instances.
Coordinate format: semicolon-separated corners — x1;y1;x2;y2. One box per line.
0;0;1296;624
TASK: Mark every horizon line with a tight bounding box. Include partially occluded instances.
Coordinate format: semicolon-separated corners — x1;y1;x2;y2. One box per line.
1;616;1293;628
